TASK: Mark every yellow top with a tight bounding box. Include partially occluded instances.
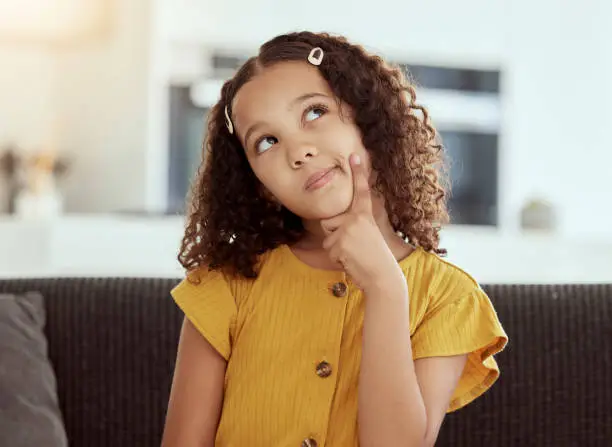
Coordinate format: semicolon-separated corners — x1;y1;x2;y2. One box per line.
171;244;508;447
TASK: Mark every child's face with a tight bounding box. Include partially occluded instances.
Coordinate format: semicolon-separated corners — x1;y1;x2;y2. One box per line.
231;61;371;220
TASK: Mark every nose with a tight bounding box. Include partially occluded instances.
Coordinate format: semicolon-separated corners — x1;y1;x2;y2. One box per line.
287;140;319;169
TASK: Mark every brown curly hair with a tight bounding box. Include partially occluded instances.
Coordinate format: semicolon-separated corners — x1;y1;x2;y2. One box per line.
178;31;449;279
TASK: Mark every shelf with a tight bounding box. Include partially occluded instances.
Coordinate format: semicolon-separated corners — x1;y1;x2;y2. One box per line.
1;215;610;283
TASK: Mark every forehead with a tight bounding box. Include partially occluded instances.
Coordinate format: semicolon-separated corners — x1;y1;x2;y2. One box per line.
232;61;332;126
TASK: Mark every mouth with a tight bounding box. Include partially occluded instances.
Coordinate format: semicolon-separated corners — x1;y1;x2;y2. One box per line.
304;166;337;191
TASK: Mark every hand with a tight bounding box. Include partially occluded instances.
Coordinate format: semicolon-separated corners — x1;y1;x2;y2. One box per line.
321;153;404;292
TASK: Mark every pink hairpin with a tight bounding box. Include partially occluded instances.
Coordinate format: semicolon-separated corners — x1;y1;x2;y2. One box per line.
308;47;324;66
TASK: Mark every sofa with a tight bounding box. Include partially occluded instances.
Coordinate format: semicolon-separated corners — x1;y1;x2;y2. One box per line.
0;278;610;447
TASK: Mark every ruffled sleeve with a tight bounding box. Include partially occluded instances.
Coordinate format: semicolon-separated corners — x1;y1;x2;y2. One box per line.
170;268;238;360
411;286;508;412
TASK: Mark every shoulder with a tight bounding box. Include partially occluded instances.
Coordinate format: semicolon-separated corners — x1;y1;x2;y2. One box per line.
172;267;252;310
171;267;235;306
402;247;482;308
407;249;508;411
255;243;307;279
173;245;292;305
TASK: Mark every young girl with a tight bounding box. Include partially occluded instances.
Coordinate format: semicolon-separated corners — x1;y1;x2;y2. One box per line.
163;31;508;447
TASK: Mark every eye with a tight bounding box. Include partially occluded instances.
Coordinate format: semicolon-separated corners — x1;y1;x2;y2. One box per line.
255;136;278;154
304;104;327;122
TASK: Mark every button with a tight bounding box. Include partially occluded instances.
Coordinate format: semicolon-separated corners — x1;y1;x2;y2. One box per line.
331;281;347;297
316;361;332;378
302;438;318;447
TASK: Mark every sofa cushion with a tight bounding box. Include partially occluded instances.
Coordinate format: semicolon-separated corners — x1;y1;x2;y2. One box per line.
0;292;67;447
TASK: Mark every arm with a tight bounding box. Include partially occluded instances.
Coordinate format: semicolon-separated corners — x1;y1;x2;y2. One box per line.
358;276;468;447
414;354;467;445
321;155;468;445
162;317;226;447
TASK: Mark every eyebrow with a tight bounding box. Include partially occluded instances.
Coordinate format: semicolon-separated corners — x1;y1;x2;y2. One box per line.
242;92;330;148
289;92;329;110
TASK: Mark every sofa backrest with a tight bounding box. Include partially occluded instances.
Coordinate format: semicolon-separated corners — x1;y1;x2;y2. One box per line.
0;279;610;447
1;278;183;447
443;284;612;446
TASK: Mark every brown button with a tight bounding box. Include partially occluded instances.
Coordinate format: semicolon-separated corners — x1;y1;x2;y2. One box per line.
302;438;318;447
315;361;332;378
331;281;347;297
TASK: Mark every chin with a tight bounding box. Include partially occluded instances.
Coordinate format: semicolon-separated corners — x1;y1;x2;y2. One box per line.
282;182;353;220
297;197;352;220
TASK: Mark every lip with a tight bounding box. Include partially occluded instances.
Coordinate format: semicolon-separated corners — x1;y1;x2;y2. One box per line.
304;167;337;191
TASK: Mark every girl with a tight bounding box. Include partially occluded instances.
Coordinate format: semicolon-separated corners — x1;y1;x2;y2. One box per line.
163;31;508;447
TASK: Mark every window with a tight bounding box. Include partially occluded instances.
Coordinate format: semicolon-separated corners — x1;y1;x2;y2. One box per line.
401;63;501;226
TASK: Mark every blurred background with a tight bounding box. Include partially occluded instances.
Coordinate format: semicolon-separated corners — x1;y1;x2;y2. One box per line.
1;0;611;283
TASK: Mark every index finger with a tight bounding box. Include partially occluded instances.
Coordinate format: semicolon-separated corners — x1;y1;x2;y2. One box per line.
349;153;373;214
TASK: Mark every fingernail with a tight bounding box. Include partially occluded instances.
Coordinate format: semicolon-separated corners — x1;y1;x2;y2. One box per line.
353;154;361;165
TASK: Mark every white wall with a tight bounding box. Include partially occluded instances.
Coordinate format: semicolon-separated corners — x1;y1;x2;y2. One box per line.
0;44;62;214
54;0;151;213
0;46;59;150
164;0;505;67
2;0;612;239
0;0;151;214
502;0;612;239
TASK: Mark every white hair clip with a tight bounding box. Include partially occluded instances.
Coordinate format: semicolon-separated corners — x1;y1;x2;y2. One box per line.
308;47;324;66
224;105;234;134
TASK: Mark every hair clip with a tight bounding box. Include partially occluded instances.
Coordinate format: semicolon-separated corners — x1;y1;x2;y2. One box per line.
224;105;234;134
307;47;324;66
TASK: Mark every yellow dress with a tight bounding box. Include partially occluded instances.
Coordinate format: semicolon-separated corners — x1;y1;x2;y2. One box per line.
171;244;508;446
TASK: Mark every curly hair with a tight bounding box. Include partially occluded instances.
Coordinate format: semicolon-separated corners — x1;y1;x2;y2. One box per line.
178;31;450;279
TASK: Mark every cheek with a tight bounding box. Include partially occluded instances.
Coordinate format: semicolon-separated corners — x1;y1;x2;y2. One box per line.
335;122;367;158
343;135;371;174
247;157;289;200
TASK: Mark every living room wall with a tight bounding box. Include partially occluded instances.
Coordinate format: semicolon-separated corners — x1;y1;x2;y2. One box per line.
2;0;612;241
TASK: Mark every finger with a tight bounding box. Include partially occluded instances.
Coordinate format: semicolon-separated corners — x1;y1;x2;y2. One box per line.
326;239;345;269
322;232;341;267
349;153;373;214
320;214;346;235
322;228;341;252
